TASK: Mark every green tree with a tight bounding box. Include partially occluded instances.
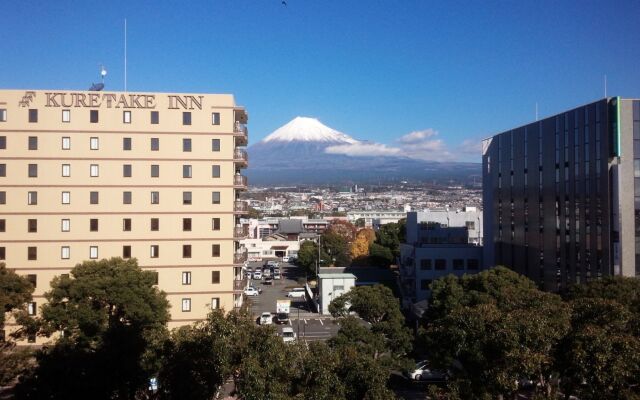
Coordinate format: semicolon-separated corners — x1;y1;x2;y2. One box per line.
292;341;346;400
374;220;406;259
321;231;351;268
422;267;570;399
368;243;394;267
16;258;170;400
0;263;35;386
296;241;329;278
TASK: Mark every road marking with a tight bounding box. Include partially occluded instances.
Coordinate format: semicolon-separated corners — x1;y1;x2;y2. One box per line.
319;319;323;326
303;319;307;324
288;319;292;326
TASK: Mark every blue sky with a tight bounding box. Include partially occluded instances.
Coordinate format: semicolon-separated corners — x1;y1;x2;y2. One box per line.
1;0;639;161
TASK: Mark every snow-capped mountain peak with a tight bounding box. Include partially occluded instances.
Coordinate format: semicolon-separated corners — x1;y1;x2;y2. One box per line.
261;117;358;144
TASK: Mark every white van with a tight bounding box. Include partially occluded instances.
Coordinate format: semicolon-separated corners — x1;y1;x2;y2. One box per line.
287;288;306;299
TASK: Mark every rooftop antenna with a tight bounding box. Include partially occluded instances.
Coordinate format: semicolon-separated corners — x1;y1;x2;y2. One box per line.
604;74;607;98
124;18;127;92
89;65;107;91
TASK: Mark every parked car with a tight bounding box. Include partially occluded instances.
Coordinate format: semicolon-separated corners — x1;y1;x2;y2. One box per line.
244;287;260;297
273;271;281;280
281;327;296;343
253;270;262;280
282;256;290;263
245;271;253;279
248;285;262;294
267;260;279;268
263;277;274;285
276;312;290;324
405;360;447;382
263;268;272;278
287;288;306;299
259;312;273;325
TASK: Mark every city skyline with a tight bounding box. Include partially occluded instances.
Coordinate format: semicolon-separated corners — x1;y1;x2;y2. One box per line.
2;1;640;162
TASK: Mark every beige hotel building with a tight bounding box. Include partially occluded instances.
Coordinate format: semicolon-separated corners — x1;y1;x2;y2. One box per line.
0;89;249;338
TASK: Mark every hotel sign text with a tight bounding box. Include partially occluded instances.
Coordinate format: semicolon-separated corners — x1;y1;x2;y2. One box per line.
43;92;204;110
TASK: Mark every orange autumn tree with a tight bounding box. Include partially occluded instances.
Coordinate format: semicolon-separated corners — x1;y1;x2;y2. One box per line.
350;228;376;259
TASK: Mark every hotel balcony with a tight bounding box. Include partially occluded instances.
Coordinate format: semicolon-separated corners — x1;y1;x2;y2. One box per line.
233;277;248;291
234;174;248;189
234;249;248;264
234;225;249;239
234;148;248;168
234;200;248;213
234;122;248;146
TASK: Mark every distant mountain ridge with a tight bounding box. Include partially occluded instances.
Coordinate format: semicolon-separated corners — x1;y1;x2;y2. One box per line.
246;117;480;185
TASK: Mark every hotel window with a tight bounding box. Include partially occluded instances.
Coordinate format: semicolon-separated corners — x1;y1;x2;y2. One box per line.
435;259;446;270
90;110;99;123
123;245;131;259
123;164;132;177
181;298;191;312
28;164;38;177
183;165;192;178
467;259;479;270
211;271;220;284
211;112;221;126
151;165;159;177
420;279;433;291
26;274;37;288
0;191;6;204
183;245;192;258
0;136;5;149
28;136;38;150
0;219;5;232
90;164;99;177
212;244;220;257
212;191;221;204
61;246;70;259
151;138;159;151
183;191;192;205
123;137;132;150
150;218;159;231
62;136;70;150
212;165;221;178
61;219;70;232
183;218;192;231
0;247;4;260
90;191;99;204
123;218;132;231
62;164;70;177
0;164;4;177
181;271;191;285
62;109;70;123
28;219;37;233
420;259;432;270
453;259;465;270
90;219;99;232
28;109;38;123
28;302;36;316
28;191;38;205
90;137;99;150
123;111;131;124
151;191;159;204
28;246;37;260
123;191;132;204
183;138;192;152
150;111;159;124
212;218;220;231
0;109;6;122
211;298;220;310
151;271;159;285
212;138;220;152
89;246;98;259
182;112;191;125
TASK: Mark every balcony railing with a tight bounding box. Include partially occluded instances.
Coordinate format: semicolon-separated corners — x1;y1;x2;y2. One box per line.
234;226;249;239
234;249;248;264
234;148;248;164
234;277;248;291
234;200;248;213
234;174;248;187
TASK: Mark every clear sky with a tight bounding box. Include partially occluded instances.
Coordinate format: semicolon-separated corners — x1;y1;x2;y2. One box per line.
1;0;639;161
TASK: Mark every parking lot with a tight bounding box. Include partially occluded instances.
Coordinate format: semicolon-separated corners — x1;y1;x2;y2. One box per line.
244;261;340;342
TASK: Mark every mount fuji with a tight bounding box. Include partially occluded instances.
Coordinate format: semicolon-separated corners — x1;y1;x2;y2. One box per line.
246;117;480;185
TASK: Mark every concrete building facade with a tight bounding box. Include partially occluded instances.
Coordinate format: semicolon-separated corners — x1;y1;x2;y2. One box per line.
0;89;249;337
483;97;640;291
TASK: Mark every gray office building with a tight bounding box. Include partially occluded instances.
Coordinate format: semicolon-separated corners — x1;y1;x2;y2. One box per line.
482;98;640;291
